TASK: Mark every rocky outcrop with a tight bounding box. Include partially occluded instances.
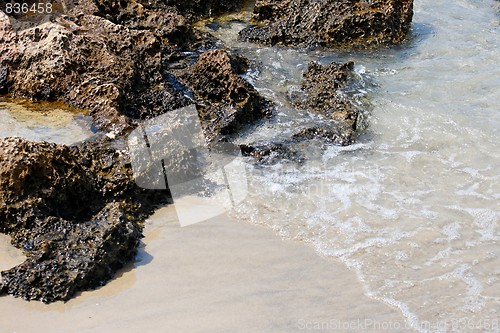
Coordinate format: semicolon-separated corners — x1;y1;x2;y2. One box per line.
175;50;272;143
240;0;414;48
0;0;381;304
0;1;275;303
0;0;268;137
0;7;192;134
293;61;361;146
162;0;246;20
241;61;365;162
0;137;168;302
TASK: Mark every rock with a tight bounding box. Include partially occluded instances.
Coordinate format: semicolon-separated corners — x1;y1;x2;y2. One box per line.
240;0;414;48
0;1;267;136
91;0;245;22
86;0;196;45
292;125;355;146
0;66;7;93
1;8;192;134
0;202;142;303
0;137;168;302
240;142;303;164
242;61;365;163
0;12;17;65
293;61;361;146
161;0;246;20
175;49;272;143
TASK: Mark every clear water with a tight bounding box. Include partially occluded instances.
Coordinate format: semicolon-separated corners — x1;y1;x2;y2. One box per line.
0;101;93;145
204;0;500;331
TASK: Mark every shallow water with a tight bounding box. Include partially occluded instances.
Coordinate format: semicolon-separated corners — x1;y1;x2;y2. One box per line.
0;101;93;145
204;0;499;332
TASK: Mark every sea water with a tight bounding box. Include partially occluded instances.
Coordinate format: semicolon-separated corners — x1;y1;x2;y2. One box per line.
203;0;499;331
0;101;93;145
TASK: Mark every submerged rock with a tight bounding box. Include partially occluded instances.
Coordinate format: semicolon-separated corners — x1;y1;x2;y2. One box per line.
0;137;168;302
294;61;361;146
175;49;272;143
240;0;414;48
242;61;366;163
240;142;304;164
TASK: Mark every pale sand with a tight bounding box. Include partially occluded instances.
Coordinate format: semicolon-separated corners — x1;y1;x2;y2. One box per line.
0;206;412;332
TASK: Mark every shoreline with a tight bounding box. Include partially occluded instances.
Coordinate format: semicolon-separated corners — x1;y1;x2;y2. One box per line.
0;205;411;332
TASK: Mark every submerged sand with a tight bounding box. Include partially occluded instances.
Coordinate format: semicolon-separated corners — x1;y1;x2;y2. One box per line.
0;206;412;332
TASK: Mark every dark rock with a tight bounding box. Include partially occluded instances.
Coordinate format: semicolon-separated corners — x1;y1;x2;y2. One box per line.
161;0;246;20
240;0;414;48
294;61;361;146
87;0;196;46
0;137;168;302
0;67;7;93
242;61;366;163
0;202;142;303
175;49;272;143
240;142;303;164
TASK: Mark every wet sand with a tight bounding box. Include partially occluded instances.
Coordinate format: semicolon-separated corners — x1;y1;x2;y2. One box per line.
0;206;412;332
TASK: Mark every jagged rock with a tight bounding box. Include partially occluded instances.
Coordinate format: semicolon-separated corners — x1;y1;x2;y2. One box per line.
293;61;361;146
0;8;192;134
0;0;266;136
240;0;414;48
162;0;246;20
92;0;245;22
175;49;272;143
0;202;142;303
0;137;168;302
242;61;365;162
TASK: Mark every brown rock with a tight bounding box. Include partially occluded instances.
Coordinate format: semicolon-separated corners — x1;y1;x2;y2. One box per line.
0;0;208;134
240;0;414;48
293;61;361;146
0;137;168;303
175;49;272;143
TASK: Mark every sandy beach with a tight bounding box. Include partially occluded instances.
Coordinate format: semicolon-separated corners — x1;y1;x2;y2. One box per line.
0;206;411;333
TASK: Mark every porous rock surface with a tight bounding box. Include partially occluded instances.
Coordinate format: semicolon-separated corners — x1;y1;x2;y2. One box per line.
175;49;272;143
241;61;363;163
240;0;414;48
0;4;191;134
0;0;254;133
0;137;168;303
293;61;361;146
